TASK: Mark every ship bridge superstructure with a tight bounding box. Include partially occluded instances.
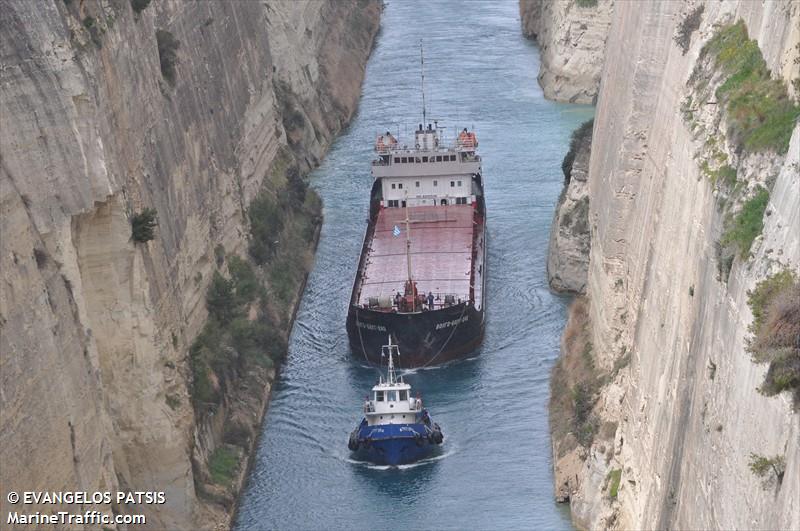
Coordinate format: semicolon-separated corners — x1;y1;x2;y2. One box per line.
372;123;482;208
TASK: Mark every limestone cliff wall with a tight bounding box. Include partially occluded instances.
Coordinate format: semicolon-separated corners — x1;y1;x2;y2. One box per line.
0;0;379;528
548;120;592;293
553;1;799;529
519;0;613;104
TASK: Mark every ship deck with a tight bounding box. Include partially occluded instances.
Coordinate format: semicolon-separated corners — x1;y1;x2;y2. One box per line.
357;204;477;307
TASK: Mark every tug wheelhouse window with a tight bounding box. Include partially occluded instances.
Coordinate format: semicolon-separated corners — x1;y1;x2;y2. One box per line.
387;390;398;401
450;181;455;187
399;390;408;401
391;183;396;189
433;180;438;187
398;183;403;189
416;181;420;187
376;390;385;401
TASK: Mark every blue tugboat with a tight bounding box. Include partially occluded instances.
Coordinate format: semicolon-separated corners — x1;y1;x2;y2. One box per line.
348;337;444;466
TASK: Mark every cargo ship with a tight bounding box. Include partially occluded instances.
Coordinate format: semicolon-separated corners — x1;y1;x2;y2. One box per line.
346;121;487;367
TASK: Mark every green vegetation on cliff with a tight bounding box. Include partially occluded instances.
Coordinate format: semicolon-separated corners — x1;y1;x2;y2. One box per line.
561;118;593;184
551;298;600;450
748;453;786;489
746;270;800;407
209;446;241;486
156;29;180;86
721;186;769;258
674;5;704;55
131;208;158;243
606;468;622;499
191;161;321;408
130;0;151;14
190;260;283;406
700;20;799;154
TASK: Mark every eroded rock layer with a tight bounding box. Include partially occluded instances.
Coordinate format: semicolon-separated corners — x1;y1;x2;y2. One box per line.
519;0;613;104
548;119;592;293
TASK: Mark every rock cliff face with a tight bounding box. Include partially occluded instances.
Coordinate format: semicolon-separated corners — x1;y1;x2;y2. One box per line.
519;0;613;104
542;1;800;529
0;1;379;528
547;119;592;293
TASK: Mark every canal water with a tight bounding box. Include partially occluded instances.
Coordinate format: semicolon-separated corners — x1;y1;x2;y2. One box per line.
235;1;593;529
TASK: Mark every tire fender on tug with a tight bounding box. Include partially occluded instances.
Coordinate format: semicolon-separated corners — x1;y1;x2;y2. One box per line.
348;431;360;451
432;423;444;444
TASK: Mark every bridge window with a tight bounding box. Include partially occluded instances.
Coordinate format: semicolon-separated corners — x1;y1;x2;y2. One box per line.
399;390;408;401
394;157;400;163
398;183;403;189
422;156;428;162
450;181;455;187
415;181;420;187
436;156;442;162
391;183;396;189
376;391;385;401
387;390;397;401
388;200;399;207
433;180;438;187
401;157;407;163
457;180;462;186
450;155;456;161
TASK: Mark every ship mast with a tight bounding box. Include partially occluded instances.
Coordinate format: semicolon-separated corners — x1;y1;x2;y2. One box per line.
404;192;415;311
420;40;427;127
386;335;397;385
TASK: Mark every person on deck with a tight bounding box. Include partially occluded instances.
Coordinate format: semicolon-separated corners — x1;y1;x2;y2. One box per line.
427;291;435;309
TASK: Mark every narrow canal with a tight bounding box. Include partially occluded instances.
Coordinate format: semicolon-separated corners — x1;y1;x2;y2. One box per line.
235;1;592;528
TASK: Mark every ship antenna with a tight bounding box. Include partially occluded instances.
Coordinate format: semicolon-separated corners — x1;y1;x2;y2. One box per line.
386;335;397;384
420;40;427;126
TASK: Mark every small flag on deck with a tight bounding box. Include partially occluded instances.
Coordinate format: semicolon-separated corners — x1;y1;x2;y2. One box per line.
393;225;401;237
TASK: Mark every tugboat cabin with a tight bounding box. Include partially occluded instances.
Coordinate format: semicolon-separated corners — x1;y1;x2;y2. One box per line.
363;340;423;426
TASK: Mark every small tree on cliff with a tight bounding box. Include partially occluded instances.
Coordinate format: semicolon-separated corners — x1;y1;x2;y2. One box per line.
156;29;180;86
748;453;786;489
131;208;158;243
206;271;240;325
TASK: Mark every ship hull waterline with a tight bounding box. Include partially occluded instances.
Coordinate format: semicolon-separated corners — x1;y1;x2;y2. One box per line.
347;302;485;368
350;423;441;466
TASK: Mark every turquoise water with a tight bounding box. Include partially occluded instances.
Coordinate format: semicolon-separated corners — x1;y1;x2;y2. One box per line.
235;1;592;528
